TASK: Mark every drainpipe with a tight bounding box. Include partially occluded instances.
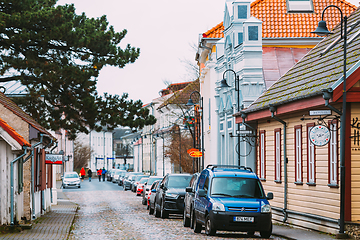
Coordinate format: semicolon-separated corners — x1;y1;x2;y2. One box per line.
269;105;288;222
10;146;28;225
31;134;44;220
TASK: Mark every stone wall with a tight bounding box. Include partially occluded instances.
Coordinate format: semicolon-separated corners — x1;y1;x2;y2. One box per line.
346;222;360;239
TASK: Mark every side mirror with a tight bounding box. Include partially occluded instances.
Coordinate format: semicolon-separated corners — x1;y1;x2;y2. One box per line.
160;183;164;189
266;192;274;200
186;187;192;193
198;189;206;197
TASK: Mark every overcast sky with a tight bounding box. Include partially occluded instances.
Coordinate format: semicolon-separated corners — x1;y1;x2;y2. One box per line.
56;0;359;105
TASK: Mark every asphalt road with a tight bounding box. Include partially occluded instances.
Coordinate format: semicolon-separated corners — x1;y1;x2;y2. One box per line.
64;179;286;240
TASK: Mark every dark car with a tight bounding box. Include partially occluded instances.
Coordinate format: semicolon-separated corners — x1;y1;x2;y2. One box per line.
148;180;161;214
132;175;149;192
153;173;192;219
191;165;273;237
142;176;163;205
123;172;143;191
183;172;200;228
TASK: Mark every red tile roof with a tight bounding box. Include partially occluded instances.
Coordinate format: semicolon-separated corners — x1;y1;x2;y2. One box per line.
0;117;31;147
202;0;356;39
0;92;52;137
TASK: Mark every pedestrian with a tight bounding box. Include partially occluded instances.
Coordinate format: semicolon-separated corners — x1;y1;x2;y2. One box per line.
97;168;102;181
102;167;107;181
80;167;85;181
87;168;92;182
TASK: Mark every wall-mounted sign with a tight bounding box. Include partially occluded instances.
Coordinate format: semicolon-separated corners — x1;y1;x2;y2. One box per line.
189;151;203;158
45;154;63;164
309;110;332;116
309;125;331;146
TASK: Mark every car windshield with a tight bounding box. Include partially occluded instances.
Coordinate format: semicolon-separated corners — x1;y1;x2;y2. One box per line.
147;177;162;185
139;178;149;183
210;177;265;198
134;175;145;182
65;173;78;178
167;175;192;188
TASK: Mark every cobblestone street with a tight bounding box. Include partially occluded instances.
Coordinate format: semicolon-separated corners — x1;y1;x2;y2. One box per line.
65;180;286;240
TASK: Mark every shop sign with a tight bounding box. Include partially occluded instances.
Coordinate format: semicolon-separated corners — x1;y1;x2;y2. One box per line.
45;154;63;164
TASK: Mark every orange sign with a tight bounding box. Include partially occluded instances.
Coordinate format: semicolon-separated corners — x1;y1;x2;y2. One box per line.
189;151;203;158
187;148;198;154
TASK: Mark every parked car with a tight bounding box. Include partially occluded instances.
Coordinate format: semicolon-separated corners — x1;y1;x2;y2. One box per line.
132;175;149;192
123;172;143;191
148;180;161;214
62;171;81;189
191;165;273;237
153;173;192;219
183;172;200;228
142;176;163;205
106;169;115;181
112;169;126;183
136;177;150;196
118;171;129;186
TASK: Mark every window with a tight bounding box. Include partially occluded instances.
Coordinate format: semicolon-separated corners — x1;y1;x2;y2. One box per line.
238;5;247;19
275;128;281;182
259;130;266;180
307;123;316;184
329;120;338;186
287;0;313;12
248;26;258;41
227;120;232;129
238;32;243;45
220;122;224;131
295;125;303;183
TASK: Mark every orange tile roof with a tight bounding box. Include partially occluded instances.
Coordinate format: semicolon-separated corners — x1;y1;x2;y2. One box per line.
0;117;31;147
203;0;356;39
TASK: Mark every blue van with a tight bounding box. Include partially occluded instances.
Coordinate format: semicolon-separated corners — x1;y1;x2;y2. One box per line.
192;165;273;237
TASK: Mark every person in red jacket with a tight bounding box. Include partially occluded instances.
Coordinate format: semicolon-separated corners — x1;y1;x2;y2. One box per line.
97;169;102;182
80;167;86;181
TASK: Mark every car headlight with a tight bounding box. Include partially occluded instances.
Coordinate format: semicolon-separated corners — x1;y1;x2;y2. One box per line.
63;180;69;184
165;193;178;198
75;180;80;184
213;202;225;211
261;202;271;213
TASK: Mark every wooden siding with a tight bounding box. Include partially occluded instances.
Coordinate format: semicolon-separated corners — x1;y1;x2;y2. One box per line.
351;103;360;221
257;110;341;221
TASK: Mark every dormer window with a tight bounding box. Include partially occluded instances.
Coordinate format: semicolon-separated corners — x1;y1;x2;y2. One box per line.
248;26;258;41
238;5;247;19
287;0;314;13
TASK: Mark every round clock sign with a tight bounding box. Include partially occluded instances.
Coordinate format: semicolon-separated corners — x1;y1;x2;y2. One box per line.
309;125;331;146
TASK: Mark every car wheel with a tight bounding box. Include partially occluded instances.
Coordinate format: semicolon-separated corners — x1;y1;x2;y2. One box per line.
193;211;202;233
124;186;127;191
62;185;66;189
183;208;190;227
149;205;154;215
190;208;194;229
205;216;216;236
142;197;147;205
154;203;160;218
260;222;272;238
161;201;168;219
247;231;255;236
78;186;81;188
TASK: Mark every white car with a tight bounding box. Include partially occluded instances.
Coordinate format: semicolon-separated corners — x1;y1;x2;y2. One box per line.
62;172;81;189
112;169;126;183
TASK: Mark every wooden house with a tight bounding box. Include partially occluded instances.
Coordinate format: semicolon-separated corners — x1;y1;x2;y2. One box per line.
236;7;360;236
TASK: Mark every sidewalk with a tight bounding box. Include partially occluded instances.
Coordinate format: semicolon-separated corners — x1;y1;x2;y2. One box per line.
0;186;78;240
0;185;338;240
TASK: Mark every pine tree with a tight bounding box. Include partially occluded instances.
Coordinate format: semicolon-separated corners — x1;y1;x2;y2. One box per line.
0;0;155;138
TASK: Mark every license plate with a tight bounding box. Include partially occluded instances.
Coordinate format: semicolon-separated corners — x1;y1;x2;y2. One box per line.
233;216;254;222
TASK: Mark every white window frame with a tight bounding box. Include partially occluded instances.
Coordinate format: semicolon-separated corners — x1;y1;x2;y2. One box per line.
307;123;316;184
295;125;302;183
329;120;338;185
259;130;266;179
275;128;281;182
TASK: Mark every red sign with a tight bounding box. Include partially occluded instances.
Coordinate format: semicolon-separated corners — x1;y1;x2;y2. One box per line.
45;154;63;165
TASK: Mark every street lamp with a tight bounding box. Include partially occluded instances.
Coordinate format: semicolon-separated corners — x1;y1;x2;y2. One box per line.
312;5;347;237
186;91;204;172
220;69;241;166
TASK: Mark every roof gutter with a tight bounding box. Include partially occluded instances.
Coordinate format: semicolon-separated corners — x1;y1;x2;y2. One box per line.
269;104;288;222
10;146;28;225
